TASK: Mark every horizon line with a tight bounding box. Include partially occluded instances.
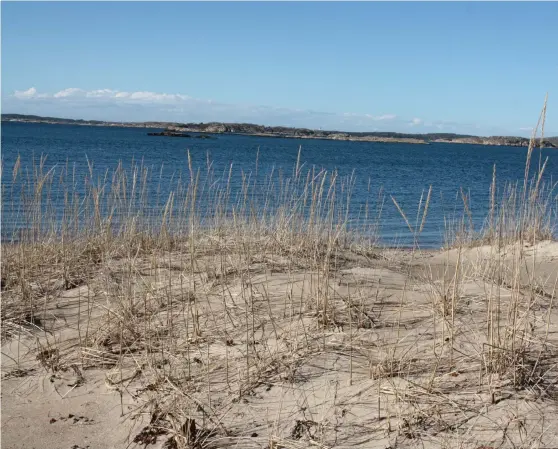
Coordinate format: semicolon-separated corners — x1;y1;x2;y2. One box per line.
3;112;556;140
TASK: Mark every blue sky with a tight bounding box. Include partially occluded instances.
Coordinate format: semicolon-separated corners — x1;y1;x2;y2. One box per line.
2;2;557;136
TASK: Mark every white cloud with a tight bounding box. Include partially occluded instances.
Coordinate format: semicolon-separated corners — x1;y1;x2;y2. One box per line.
365;114;397;121
519;126;533;131
126;91;190;102
13;87;193;104
129;91;165;101
86;89;117;98
6;86;530;136
54;88;85;98
14;87;38;99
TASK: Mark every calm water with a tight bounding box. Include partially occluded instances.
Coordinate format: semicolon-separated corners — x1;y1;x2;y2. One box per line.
2;122;557;248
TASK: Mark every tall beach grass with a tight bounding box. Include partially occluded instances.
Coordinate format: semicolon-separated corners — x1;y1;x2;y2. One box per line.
1;100;557;449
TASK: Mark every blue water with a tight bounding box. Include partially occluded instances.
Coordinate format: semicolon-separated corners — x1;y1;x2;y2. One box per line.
2;122;557;248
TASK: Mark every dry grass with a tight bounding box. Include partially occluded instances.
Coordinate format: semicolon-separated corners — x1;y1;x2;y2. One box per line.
1;102;557;449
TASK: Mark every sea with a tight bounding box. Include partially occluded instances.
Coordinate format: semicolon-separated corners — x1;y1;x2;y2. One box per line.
1;121;557;248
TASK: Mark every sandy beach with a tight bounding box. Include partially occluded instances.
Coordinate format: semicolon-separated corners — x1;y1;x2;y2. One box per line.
2;235;557;449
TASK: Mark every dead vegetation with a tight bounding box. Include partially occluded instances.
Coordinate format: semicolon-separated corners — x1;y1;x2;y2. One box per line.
1;101;558;449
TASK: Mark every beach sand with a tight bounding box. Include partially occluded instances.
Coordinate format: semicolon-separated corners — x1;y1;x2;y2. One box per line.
2;240;558;449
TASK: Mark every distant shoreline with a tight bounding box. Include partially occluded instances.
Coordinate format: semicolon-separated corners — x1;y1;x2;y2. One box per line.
3;113;557;148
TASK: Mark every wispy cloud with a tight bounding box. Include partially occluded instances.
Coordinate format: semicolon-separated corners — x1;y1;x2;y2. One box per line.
375;114;397;121
53;87;84;98
14;87;38;99
4;86;528;136
6;86;405;131
26;87;192;103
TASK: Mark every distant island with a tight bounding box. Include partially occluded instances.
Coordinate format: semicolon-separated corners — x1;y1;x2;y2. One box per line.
2;113;557;148
147;130;216;139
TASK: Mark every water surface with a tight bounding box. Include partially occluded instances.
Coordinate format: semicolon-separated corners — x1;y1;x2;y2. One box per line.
2;122;557;247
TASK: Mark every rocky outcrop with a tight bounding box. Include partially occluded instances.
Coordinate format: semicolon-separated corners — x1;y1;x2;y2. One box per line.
147;131;216;139
148;131;192;138
432;136;557;148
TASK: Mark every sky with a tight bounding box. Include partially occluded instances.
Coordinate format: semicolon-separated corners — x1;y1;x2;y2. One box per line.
2;1;557;136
